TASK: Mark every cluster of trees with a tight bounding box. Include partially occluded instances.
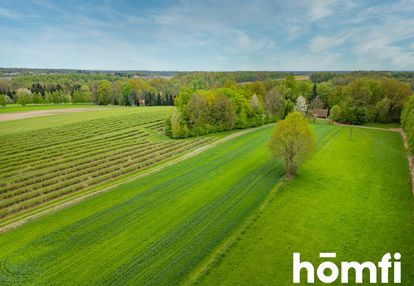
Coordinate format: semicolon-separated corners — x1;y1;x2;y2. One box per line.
166;85;265;138
0;88;86;106
173;71;289;90
307;72;413;124
93;79;176;106
165;72;414;138
165;78;313;138
0;77;178;107
326;78;412;124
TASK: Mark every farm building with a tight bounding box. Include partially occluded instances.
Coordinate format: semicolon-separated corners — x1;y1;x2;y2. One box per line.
312;108;328;118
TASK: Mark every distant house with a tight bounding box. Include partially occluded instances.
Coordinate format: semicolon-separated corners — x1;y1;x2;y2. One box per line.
312;108;328;118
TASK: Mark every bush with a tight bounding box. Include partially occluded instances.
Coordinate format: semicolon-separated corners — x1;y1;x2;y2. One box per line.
16;89;32;106
32;92;44;104
169;109;189;138
0;94;7;107
329;105;341;122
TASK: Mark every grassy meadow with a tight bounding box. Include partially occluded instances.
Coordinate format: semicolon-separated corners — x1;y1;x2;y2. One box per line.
0;103;99;113
198;126;414;285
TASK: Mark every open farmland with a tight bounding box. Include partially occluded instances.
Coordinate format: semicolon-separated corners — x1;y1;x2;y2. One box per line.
0;123;336;285
198;127;414;285
0;106;216;221
0;104;99;114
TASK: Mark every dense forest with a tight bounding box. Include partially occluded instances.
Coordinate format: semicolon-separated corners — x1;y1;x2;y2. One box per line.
0;71;290;107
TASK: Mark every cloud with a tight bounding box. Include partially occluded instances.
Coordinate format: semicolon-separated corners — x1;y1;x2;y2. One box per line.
309;33;350;53
0;6;24;19
0;0;413;70
352;22;414;69
306;0;338;21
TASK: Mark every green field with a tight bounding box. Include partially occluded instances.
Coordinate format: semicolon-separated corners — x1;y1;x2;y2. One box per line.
198;127;414;285
0;110;412;285
0;103;98;113
0;125;275;284
362;122;401;129
0;106;216;221
0;106;169;135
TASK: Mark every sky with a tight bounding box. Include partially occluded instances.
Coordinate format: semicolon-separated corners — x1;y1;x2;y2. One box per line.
0;0;413;71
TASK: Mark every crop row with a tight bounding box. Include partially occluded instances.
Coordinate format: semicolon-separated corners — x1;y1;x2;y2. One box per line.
0;134;150;180
0;119;164;166
0;112;164;151
0;112;165;146
0;138;212;218
0;140;164;195
0;128;150;172
0;117;163;156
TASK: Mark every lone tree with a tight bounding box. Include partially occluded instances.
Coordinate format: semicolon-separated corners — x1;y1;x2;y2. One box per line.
268;111;315;178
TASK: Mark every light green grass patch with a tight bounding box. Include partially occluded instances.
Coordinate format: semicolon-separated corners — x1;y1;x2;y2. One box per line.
198;126;414;285
363;122;401;129
0;103;98;113
0;106;173;135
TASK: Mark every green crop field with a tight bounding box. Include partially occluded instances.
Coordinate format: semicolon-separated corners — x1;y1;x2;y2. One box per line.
0;106;217;221
198;127;414;285
0;104;99;113
0;108;412;285
0;123;337;285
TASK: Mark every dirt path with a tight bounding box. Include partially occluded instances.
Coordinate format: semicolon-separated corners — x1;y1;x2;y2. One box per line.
0;108;103;122
397;129;414;195
334;123;414;195
0;124;272;234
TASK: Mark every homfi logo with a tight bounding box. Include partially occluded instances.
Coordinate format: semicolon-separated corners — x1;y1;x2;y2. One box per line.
293;252;401;284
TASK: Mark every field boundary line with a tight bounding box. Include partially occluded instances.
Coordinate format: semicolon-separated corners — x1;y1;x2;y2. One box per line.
182;178;285;286
0;124;273;234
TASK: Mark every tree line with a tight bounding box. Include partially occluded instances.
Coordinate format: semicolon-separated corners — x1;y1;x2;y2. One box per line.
1;71;413;131
0;77;179;107
165;74;414;138
0;71;289;107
